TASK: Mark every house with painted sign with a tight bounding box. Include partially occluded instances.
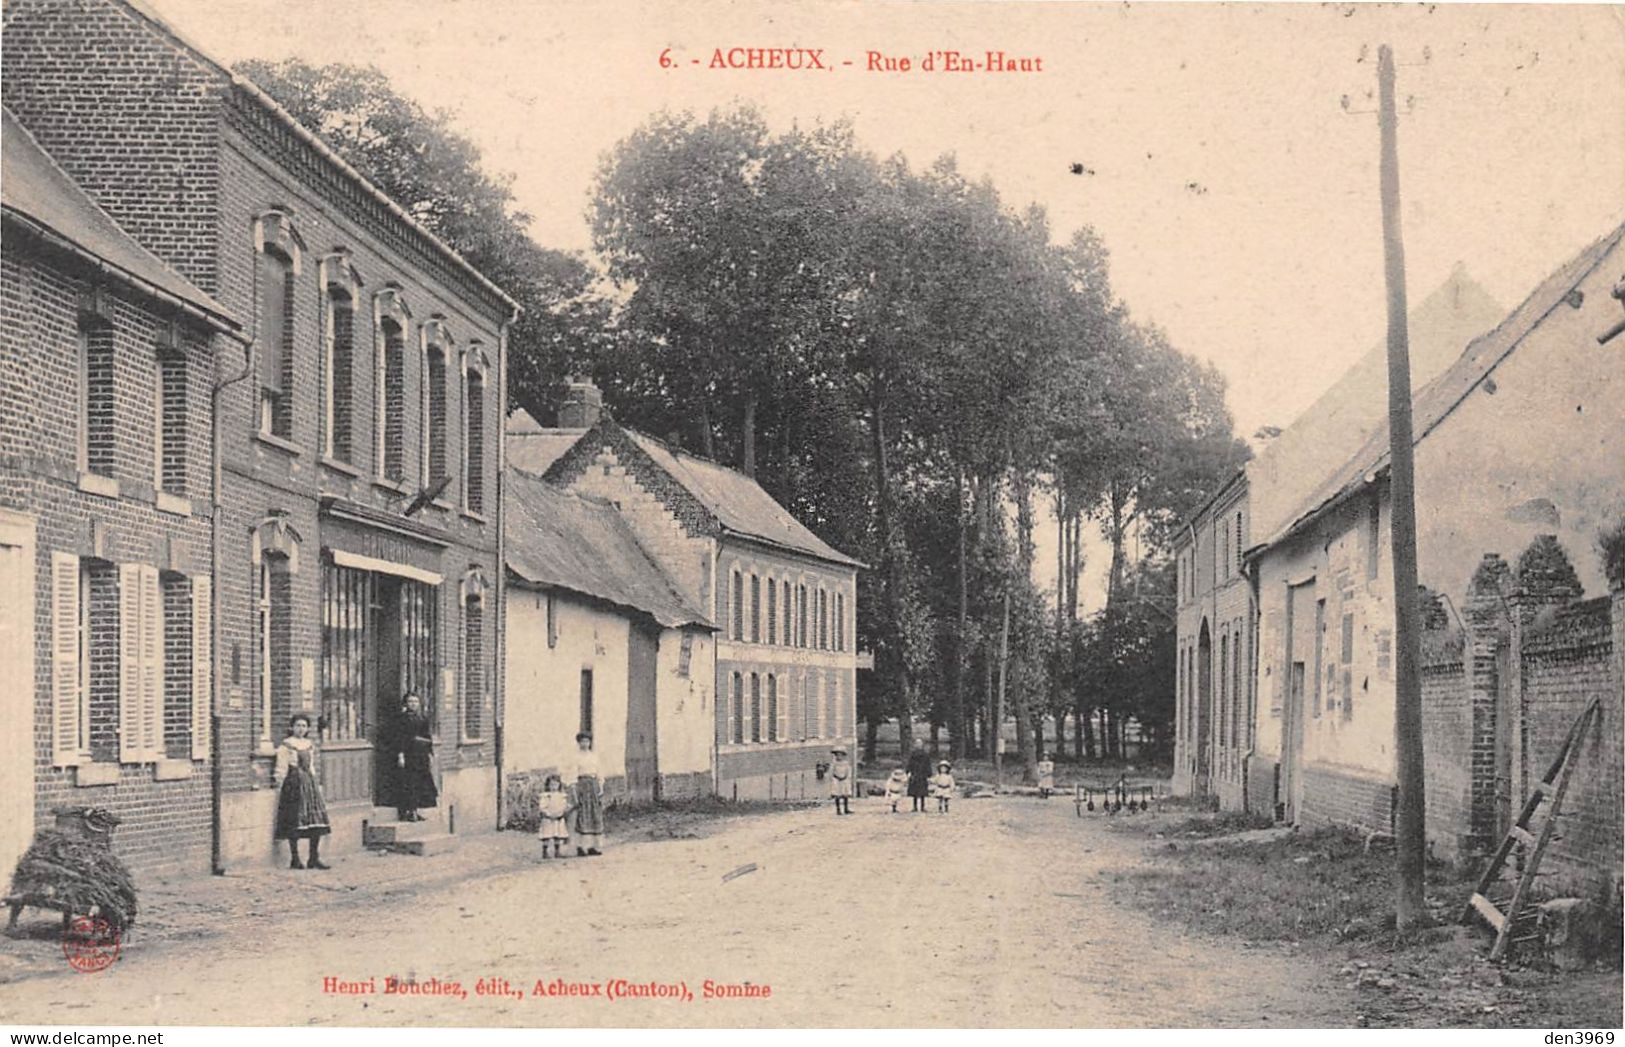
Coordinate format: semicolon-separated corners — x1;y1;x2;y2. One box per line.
1248;224;1624;831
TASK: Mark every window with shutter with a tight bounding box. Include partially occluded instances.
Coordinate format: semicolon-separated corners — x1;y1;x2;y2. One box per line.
118;564;142;763
810;673;822;738
51;552;82;767
139;566;163;761
191;576;211;760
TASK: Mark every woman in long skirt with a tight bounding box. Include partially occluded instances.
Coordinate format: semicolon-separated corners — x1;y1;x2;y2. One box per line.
905;739;933;814
388;692;438;821
273;713;331;869
571;732;605;856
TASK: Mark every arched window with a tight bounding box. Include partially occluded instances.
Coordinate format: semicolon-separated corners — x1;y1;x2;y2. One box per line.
750;573;761;643
766;578;777;646
250;514;301;751
463;342;490;515
730;570;744;641
766;674;778;742
462;568;489;742
422;320;452;493
254;212;302;441
374;288;410;483
320;254;362;464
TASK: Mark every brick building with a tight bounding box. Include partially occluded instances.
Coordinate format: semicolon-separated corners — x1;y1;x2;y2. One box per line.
1249;223;1624;831
508;381;863;800
4;0;519;869
1171;468;1254;810
503;467;715;814
1;108;245;877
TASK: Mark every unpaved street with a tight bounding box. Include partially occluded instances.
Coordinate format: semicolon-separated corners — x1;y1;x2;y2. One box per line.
2;796;1351;1027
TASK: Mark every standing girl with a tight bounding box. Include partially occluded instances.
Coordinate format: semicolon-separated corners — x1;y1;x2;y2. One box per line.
828;747;853;816
906;739;932;813
536;774;572;859
273;713;331;869
932;760;956;814
571;732;605;856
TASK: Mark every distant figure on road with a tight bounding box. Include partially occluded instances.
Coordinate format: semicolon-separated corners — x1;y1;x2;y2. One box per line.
884;768;907;812
932;760;956;813
571;732;605;856
1037;757;1056;799
828;747;853;815
906;739;932;813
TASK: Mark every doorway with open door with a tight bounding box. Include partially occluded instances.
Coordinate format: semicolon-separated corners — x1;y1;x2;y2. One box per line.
320;561;440;809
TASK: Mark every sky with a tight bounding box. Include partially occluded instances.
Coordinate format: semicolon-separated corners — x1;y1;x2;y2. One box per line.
148;0;1625;612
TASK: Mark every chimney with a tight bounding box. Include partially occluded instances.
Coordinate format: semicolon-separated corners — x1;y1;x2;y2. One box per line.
557;377;603;429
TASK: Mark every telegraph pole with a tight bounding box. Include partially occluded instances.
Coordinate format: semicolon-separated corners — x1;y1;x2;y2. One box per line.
995;587;1010;791
1378;44;1427;928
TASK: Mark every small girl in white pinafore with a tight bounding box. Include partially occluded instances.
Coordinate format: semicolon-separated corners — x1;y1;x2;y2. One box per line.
536;774;572;859
932;760;956;813
828;747;853;816
884;768;907;812
1037;757;1056;799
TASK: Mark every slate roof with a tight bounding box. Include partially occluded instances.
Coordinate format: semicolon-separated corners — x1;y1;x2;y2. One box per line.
505;409;863;569
1263;222;1625;549
504;468;712;630
1;108;241;335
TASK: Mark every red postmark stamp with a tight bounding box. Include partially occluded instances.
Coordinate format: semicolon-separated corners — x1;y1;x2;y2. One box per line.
62;915;122;973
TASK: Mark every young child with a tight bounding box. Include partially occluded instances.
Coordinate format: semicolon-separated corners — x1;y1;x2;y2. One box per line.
828;747;853;816
884;767;907;812
1037;757;1056;799
932;760;955;813
536;773;572;859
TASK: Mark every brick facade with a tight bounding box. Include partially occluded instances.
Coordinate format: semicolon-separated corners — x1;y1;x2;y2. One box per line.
2;225;225;876
4;0;516;871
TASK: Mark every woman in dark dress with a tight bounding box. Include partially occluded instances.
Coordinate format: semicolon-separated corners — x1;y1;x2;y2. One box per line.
388;692;438;821
905;739;933;814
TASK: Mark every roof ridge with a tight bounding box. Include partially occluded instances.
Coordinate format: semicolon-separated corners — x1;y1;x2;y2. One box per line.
113;0;519;315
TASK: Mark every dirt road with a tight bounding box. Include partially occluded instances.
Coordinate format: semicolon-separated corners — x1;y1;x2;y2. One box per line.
1;794;1351;1027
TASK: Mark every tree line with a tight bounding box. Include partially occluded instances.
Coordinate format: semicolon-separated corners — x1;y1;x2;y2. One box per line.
242;61;1249;781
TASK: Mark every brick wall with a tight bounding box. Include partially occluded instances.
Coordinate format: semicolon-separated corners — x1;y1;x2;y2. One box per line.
3;230;217;877
1519;595;1617;903
1;0;226;292
1298;764;1395;836
1419;629;1472;860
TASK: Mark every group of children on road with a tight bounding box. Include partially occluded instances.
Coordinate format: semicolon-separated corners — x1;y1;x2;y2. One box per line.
829;740;956;816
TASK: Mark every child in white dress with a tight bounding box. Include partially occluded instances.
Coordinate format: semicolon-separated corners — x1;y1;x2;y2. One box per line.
884;768;907;812
932;761;955;813
1037;758;1056;799
536;773;572;859
828;747;853;815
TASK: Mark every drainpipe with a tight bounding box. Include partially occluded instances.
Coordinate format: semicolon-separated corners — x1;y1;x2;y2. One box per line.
494;311;514;830
210;245;259;875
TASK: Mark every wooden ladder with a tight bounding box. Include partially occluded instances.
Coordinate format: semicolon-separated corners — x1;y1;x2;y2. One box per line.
1462;697;1599;961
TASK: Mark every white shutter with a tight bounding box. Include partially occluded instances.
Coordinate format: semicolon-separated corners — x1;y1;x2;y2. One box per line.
810;674;822;739
118;563;142;763
140;566;163;761
724;674;735;745
51;552;82;767
191;575;212;760
775;675;788;742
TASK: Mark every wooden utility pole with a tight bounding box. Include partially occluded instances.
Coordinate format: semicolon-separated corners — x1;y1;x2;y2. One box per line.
1378;44;1427;928
995;587;1011;791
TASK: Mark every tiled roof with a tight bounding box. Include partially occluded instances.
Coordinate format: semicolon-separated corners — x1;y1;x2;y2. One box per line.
1;108;241;333
1265;222;1625;548
625;431;863;568
504;468;712;630
504;409;863;569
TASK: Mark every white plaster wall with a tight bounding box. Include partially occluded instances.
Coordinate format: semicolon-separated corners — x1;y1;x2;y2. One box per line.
656;627;714;775
504;591;630;781
1254;495;1397;784
1412;246;1625;602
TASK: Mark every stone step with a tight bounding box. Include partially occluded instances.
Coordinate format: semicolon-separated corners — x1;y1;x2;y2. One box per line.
362;819;442;846
377;832;454;857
